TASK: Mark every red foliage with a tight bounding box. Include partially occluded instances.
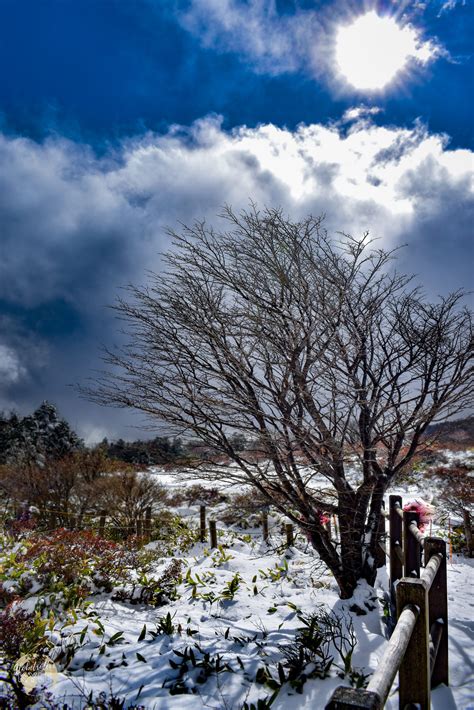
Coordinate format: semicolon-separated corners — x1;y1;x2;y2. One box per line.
0;603;35;658
21;529;124;588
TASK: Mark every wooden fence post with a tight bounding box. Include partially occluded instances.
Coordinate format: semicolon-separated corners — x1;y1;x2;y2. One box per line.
286;523;294;548
200;505;206;543
424;537;449;687
262;510;269;542
325;687;382;709
396;578;430;709
136;517;143;538
375;501;386;569
144;506;152;543
209;520;218;548
98;510;106;537
389;495;403;601
403;510;421;578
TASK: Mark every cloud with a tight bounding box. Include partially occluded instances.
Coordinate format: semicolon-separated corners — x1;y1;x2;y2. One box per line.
437;0;466;16
177;0;324;76
0;115;472;434
341;106;383;121
175;0;442;88
0;344;26;385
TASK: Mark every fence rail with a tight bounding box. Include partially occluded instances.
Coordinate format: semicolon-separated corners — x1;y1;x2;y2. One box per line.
326;494;448;710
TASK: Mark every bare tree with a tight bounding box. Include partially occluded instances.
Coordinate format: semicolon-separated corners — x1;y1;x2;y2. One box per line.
97;470;166;533
87;206;473;598
436;464;474;556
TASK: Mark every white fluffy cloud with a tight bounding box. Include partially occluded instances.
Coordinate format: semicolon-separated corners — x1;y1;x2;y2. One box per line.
0;114;472;432
176;0;441;86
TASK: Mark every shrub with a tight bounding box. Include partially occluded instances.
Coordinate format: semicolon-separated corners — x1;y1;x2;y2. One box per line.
150;511;198;553
113;558;184;606
167;484;228;507
0;529;162;612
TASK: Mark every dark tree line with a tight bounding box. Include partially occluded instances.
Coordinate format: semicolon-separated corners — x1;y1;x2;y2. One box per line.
102;435;184;465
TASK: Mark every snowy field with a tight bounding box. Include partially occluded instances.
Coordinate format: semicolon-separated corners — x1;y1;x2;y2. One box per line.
1;451;473;709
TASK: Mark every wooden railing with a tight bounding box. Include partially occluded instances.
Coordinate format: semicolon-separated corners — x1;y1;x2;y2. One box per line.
326;495;448;710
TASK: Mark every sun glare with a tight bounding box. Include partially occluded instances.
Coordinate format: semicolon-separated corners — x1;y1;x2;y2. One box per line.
335;11;428;91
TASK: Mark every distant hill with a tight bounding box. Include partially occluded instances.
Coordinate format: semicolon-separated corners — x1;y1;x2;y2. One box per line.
425;416;474;445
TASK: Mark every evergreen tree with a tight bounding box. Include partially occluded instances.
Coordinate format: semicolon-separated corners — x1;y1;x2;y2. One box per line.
0;412;19;464
3;402;83;465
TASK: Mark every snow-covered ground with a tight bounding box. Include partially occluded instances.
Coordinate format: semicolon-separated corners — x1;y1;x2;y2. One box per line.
30;549;474;709
1;452;473;709
31;539;473;709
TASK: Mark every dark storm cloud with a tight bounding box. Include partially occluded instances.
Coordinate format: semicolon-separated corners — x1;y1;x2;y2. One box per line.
0;115;472;439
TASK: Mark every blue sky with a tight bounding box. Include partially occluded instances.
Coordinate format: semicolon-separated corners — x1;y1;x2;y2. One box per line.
0;0;472;440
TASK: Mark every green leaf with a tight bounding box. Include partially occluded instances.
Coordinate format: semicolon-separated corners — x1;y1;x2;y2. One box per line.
108;631;125;645
136;652;147;663
138;624;147;642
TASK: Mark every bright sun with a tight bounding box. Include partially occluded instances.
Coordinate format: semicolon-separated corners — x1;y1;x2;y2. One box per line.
335;11;430;91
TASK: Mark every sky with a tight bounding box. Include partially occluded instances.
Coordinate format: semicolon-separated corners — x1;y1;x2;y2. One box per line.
0;0;472;442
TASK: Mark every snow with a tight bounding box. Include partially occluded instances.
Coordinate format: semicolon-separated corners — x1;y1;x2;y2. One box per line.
24;543;473;709
2;452;474;708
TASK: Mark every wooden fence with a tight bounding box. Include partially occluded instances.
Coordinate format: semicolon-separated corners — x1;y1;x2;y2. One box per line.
2;503;299;549
326;494;448;710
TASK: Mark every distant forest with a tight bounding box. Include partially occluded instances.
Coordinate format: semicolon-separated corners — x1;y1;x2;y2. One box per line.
1;402;472;469
0;402;248;466
425;416;474;444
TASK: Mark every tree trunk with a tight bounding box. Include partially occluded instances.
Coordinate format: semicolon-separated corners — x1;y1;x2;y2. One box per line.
335;486;369;598
305;486;388;599
362;478;388;585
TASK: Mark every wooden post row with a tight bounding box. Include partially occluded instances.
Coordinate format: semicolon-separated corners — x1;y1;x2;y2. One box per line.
325;537;449;710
